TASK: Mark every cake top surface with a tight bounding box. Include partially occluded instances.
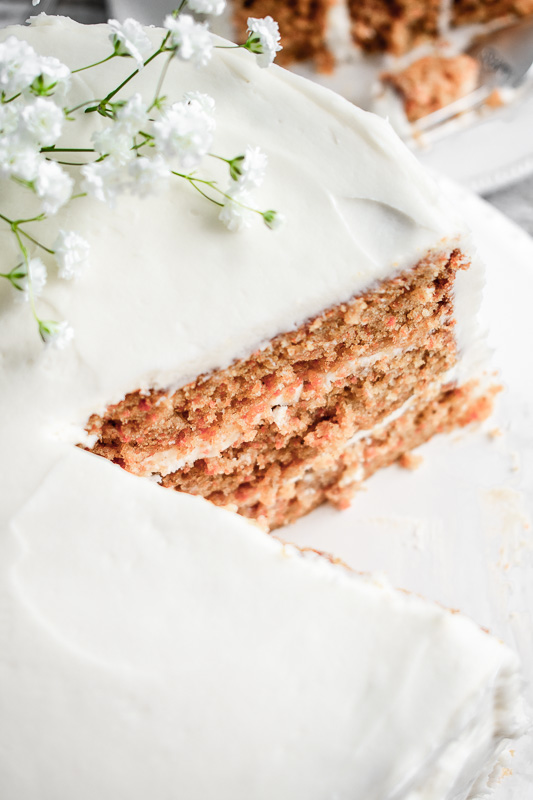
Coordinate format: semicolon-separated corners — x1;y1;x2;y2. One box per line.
1;14;466;414
0;15;523;800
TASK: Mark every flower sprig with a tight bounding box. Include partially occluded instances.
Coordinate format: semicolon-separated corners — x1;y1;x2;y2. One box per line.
0;2;283;346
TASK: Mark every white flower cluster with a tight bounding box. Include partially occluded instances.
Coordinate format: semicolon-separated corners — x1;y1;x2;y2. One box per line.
0;37;89;345
220;145;268;231
108;18;152;69
82;92;171;205
164;15;213;67
1;4;283;348
245;17;282;68
0;37;73;213
154;92;216;168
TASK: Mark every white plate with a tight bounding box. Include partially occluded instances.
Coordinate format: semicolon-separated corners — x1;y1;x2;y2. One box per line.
108;1;533;193
282;179;533;798
293;56;533;194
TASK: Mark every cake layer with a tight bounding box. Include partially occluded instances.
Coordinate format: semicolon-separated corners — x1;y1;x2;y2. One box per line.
161;379;496;528
452;0;533;26
87;246;482;528
233;0;333;69
348;0;442;55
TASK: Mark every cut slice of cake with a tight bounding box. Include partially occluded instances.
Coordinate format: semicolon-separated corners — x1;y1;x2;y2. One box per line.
87;245;494;530
381;54;481;122
0;14;525;800
2;15;494;532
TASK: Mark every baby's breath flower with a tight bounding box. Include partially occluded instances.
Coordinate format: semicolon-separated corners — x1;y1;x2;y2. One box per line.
93;94;149;163
245;17;282;68
164;15;213;67
81;158;125;206
31;56;71;98
35;160;74;215
92;126;135;164
219;185;254;232
0;138;40;181
0;37;41;96
0;102;19;135
127;155;170;197
231;145;267;189
54;230;90;280
114;93;148;132
38;318;74;349
263;209;284;230
21;98;64;147
187;0;226;16
21;257;47;301
153;95;216;169
108;18;152;70
183;91;216;115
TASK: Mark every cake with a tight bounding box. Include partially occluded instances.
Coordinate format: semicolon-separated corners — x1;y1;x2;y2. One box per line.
381;53;481;122
0;12;526;800
227;0;533;69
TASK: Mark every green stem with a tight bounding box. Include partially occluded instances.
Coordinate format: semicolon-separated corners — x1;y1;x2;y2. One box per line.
12;227;39;323
65;99;100;115
1;91;21;104
171;171;262;216
0;213;54;256
96;37;170;109
14;214;46;225
149;52;174;111
41;147;95;153
18;229;55;255
46;158;94;166
190;181;224;207
72;53;117;74
173;0;189;15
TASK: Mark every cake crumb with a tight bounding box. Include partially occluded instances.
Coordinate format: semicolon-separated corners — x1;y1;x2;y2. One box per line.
485;89;504;109
398;452;424;471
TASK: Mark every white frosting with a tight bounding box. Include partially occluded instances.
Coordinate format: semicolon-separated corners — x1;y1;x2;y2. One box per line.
1;16;470;415
0;17;525;800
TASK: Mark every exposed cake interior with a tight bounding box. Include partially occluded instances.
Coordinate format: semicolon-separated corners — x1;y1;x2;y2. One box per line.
381;54;480;122
229;0;533;65
86;245;495;531
233;0;334;70
347;0;442;55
